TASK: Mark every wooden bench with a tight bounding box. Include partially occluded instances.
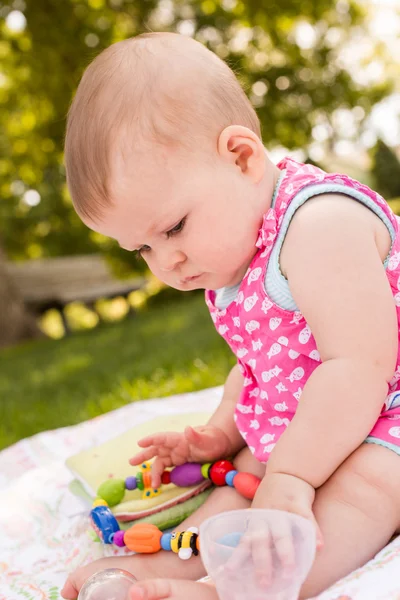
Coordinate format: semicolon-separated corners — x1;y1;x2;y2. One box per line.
6;254;146;332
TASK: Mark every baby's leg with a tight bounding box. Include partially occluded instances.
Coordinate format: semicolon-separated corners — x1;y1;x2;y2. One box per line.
61;448;264;599
129;578;218;600
300;443;400;599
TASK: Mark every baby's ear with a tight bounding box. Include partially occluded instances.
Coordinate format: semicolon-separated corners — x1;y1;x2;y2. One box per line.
217;125;265;183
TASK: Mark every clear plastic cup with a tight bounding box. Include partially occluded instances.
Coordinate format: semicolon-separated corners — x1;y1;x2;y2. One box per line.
77;568;137;600
200;509;316;600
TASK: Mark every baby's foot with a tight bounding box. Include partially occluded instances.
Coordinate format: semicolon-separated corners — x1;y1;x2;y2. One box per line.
60;555;143;599
129;579;218;600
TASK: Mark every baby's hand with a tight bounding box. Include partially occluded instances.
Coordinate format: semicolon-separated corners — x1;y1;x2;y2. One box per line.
227;473;322;586
60;556;140;599
129;425;233;487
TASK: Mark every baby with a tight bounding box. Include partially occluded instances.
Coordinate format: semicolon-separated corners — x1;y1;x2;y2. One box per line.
61;32;400;600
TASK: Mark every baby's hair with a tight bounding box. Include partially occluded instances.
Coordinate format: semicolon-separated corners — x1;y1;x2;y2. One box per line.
64;32;261;221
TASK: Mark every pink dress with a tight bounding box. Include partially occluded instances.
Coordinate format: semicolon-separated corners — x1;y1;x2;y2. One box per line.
205;157;400;462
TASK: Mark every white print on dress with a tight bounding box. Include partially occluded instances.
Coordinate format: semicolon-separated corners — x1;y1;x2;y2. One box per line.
218;324;229;335
274;401;288;412
244;292;259;312
249;387;260;398
288;349;300;359
290;311;303;325
269;317;282;331
255;404;266;414
286;367;305;382
232;317;240;327
293;388;303;401
309;349;320;360
299;325;311;344
276;382;289;393
248;267;262;284
261;366;282;382
237;348;248;359
263;443;276;453
261;298;274;314
278;336;289;346
231;334;244;342
248;358;257;370
245;320;260;334
388;251;400;271
250;420;260;430
267;343;282;359
252;339;263;351
236;404;253;414
269;416;290;426
389;426;400;439
260;433;275;444
235;291;244;305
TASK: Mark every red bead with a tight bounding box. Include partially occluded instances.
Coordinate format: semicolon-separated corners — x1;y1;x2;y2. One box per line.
209;460;235;486
233;472;261;500
161;471;171;484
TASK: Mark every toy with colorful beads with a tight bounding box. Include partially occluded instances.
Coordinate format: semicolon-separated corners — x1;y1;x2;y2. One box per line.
90;459;262;558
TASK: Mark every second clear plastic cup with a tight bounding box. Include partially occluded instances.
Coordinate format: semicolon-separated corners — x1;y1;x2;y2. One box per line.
200;509;316;600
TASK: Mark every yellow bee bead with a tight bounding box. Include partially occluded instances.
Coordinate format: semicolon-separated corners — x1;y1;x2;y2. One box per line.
92;498;108;508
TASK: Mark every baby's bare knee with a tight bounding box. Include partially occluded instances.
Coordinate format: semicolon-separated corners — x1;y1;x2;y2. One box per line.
335;445;400;526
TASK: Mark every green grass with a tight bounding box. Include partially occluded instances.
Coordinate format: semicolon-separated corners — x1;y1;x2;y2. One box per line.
0;293;235;450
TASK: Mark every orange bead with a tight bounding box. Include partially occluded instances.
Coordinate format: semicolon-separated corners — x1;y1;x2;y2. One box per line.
143;471;152;488
124;523;163;553
233;472;261;500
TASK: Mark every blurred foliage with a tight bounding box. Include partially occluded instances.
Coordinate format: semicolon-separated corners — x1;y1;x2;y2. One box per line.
0;0;394;273
371;140;400;201
0;292;235;449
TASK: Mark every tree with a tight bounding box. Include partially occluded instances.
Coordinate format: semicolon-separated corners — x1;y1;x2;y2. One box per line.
0;244;40;347
371;139;400;200
0;0;396;344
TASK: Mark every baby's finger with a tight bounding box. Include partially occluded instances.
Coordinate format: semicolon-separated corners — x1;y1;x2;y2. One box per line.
129;579;218;600
129;447;158;466
138;432;180;449
184;426;207;447
151;456;173;488
223;531;251;573
251;520;273;586
270;515;295;572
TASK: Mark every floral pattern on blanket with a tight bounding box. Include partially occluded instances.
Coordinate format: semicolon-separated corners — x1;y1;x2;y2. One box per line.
0;387;399;600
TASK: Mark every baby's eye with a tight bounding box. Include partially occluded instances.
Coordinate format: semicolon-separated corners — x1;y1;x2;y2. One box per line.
136;244;151;256
167;218;186;238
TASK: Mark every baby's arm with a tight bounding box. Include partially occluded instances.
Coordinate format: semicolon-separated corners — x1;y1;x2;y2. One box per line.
206;362;247;455
258;193;397;490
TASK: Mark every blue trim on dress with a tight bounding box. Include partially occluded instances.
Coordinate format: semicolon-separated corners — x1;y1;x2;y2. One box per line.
364;436;400;456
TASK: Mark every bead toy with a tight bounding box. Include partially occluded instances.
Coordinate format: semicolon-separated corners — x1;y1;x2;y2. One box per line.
90;459;262;559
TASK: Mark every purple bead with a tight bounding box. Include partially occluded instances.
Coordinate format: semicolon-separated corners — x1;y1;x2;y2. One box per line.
170;463;203;487
113;530;126;547
125;476;137;490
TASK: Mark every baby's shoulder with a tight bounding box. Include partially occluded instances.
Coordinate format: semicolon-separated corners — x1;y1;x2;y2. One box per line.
280;192;392;278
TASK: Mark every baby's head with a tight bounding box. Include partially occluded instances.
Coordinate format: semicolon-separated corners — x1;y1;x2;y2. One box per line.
65;32;279;290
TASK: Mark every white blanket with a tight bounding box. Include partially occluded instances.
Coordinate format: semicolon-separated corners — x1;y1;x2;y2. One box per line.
1;387;399;600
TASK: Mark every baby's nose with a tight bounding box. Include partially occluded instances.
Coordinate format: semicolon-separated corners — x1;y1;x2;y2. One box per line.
159;250;185;272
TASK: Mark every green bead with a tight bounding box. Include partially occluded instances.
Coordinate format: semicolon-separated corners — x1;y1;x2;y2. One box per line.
97;479;125;507
201;463;212;480
136;472;144;490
